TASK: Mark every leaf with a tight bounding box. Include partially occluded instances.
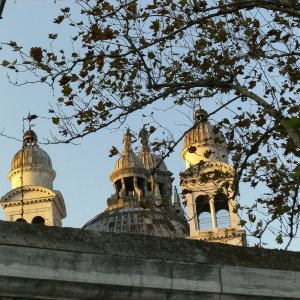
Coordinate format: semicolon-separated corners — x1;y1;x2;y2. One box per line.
188;146;197;153
249;81;256;89
54;15;65;24
48;33;58;40
275;234;283;244
150;20;160;33
52;117;60;125
30;47;43;63
109;146;119;157
149;126;156;133
2;60;10;67
203;150;212;158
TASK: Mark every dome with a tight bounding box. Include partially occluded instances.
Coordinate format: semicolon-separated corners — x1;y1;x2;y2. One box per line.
83;205;189;238
183;114;226;150
10;130;53;171
140;151;168;172
115;153;144;170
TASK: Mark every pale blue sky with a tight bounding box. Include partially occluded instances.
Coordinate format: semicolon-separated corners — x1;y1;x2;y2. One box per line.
0;0;298;250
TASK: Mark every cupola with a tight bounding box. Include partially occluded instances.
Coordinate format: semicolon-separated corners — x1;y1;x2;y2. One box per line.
181;108;228;168
9;129;55;190
1;129;66;226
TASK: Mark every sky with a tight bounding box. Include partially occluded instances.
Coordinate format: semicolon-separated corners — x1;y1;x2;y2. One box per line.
0;0;190;229
0;0;298;250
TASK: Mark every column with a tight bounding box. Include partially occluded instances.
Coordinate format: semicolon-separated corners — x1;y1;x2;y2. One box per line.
209;197;217;229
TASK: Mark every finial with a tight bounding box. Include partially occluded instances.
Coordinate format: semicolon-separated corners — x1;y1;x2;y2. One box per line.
139;127;150;151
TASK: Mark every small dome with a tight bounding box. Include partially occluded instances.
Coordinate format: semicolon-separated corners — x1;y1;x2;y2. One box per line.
183;114;226;150
83;205;189;238
23;129;38;144
10;130;53;171
194;108;208;122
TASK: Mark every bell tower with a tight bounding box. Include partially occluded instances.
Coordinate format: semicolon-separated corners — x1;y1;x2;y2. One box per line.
0;129;66;226
180;109;246;246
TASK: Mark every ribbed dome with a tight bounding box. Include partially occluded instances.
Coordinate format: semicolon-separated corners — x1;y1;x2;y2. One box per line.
183;114;226;150
10;130;52;171
11;146;52;171
140;151;168;172
115;154;143;170
83;205;189;238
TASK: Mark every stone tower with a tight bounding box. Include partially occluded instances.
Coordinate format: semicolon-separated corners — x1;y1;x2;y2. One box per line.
0;129;66;226
180;109;246;245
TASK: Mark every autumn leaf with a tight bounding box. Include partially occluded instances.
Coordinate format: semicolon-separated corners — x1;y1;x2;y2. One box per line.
30;47;43;63
109;146;119;157
52;117;60;125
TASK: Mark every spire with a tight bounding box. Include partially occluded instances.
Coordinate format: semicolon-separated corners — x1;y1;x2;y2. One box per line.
173;186;184;215
173;186;181;205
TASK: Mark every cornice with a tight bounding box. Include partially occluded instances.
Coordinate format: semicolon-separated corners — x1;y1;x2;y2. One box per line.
8;166;56;180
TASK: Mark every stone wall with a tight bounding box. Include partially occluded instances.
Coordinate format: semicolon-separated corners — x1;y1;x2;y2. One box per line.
0;221;299;299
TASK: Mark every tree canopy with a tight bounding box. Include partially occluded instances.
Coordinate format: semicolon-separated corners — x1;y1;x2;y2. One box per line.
1;0;300;248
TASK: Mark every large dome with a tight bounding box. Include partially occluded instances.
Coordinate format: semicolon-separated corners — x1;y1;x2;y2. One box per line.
10;130;53;171
115;154;143;170
83;205;189;238
140;151;168;172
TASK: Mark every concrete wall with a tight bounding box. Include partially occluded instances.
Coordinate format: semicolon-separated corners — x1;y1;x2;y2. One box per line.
0;221;299;300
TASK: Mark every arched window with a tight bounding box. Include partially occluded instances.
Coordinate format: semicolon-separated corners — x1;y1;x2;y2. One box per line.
31;216;45;225
214;193;230;228
214;193;229;211
198;212;212;230
195;195;211;230
216;209;231;228
15;218;27;223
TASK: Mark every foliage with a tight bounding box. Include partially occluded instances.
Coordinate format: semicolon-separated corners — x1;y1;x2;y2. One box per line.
1;0;300;248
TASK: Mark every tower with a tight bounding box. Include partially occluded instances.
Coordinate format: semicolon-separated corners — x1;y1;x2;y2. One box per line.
180;109;246;245
0;129;66;226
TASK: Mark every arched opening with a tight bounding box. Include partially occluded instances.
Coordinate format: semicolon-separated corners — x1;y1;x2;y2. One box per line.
31;216;45;225
137;177;145;196
15;218;27;223
195;195;211;230
214;193;229;211
124;177;134;195
214;193;230;228
216;209;231;228
198;212;212;230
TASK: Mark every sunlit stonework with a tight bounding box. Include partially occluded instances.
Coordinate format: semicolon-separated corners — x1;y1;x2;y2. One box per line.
83;129;189;237
0;129;66;226
180;108;246;245
0;113;245;246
